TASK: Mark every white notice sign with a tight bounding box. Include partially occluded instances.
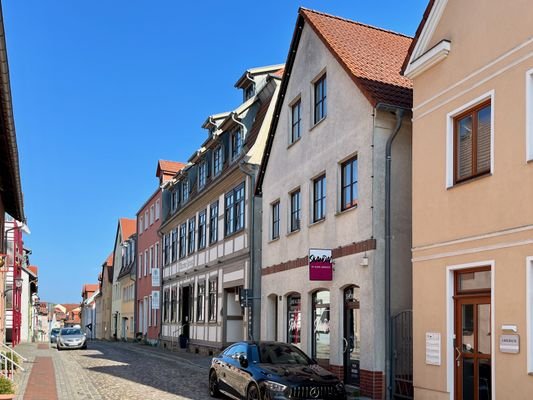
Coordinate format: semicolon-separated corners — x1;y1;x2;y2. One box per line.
151;268;160;287
152;290;160;310
500;334;519;354
425;332;441;365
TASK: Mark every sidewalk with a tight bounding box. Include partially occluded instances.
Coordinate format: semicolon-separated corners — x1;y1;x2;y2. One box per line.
13;342;58;400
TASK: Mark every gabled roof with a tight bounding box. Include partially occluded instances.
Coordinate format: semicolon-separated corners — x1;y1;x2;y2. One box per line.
119;218;136;241
234;64;285;89
105;253;113;266
156;160;186;178
255;8;413;195
82;284;99;294
300;8;412;108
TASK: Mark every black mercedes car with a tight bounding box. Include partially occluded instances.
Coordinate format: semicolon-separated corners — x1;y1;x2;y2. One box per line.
208;341;345;400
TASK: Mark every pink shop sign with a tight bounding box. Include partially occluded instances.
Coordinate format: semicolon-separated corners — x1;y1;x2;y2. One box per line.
309;249;333;281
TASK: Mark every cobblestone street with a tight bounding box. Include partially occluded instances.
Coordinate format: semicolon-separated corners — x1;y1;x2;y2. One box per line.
14;341;213;400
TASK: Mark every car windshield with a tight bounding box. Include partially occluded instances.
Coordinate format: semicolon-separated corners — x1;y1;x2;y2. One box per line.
258;343;311;365
51;329;60;334
61;328;82;336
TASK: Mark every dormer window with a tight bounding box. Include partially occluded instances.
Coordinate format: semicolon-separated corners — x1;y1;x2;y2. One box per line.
171;189;179;212
198;161;207;189
182;179;189;203
244;83;255;101
213;145;223;176
231;128;243;161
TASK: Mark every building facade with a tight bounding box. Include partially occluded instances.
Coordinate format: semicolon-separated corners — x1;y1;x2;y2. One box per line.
110;218;136;339
159;65;282;353
136;160;184;345
403;0;533;399
117;234;136;341
95;253;113;340
256;9;413;399
81;284;99;339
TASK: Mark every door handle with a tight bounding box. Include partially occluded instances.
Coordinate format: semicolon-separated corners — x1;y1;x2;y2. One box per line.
343;338;348;353
455;347;461;366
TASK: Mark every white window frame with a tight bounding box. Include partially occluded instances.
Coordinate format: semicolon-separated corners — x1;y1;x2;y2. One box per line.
150;205;154;225
149;246;153;273
139;217;143;235
155;200;161;220
144;211;149;230
144;250;148;276
446;90;495;188
527;256;533;374
526;69;533;162
155;242;159;270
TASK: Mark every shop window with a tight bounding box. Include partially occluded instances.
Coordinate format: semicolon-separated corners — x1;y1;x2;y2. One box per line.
312;290;330;360
287;294;301;347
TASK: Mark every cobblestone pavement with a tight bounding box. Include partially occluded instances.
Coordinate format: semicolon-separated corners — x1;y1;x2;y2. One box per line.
14;341;214;400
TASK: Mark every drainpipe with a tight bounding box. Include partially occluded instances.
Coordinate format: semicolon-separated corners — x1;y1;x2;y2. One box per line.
239;161;260;341
381;104;405;400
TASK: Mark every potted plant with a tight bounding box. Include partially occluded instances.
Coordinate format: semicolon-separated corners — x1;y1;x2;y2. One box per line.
0;375;15;399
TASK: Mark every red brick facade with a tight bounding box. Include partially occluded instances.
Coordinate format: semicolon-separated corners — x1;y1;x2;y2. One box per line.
360;369;384;400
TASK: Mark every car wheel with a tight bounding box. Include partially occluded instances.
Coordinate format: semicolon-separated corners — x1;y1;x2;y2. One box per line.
246;383;260;400
208;370;220;398
57;346;61;351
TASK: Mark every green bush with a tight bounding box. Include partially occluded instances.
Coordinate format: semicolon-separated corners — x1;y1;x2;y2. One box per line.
0;375;14;394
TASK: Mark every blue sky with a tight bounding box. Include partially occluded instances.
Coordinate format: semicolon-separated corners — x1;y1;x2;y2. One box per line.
3;0;427;303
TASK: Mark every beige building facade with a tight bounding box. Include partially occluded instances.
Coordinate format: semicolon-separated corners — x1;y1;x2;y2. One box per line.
95;254;113;340
257;9;413;399
404;0;533;399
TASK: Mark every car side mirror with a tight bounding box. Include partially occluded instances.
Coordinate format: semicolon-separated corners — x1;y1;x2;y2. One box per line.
239;354;248;368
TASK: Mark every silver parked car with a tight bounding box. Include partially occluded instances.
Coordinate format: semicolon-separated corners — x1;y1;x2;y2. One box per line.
57;328;87;350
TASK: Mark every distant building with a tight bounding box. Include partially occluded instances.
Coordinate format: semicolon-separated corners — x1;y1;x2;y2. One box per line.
117;234;136;341
160;64;282;353
95;253;113;340
81;284;99;339
20;265;38;342
136;160;185;345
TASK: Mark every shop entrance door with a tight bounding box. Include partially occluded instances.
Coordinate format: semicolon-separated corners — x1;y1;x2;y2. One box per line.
181;286;190;338
454;283;491;400
343;286;360;386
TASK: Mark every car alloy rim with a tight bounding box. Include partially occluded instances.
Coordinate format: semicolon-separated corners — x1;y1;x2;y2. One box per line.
209;373;217;394
248;385;259;400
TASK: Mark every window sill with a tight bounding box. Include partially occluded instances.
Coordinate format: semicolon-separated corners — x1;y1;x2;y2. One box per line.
224;228;245;240
287;137;301;149
335;204;358;216
309;116;327;132
309;218;326;228
448;172;492;189
286;229;300;237
268;237;280;244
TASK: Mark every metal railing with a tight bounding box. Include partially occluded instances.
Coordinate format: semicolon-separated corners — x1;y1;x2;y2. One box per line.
0;343;26;381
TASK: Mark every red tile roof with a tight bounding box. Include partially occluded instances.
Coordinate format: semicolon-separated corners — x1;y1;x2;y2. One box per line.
83;284;99;294
273;68;285;78
156;160;186;178
300;8;413;108
120;218;136;240
28;265;38;276
105;252;113;266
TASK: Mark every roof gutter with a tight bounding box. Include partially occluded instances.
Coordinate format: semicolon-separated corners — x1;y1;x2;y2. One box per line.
0;4;24;222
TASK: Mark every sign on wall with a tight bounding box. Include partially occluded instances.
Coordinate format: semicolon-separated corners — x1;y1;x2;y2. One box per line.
500;334;519;354
425;332;441;365
309;249;333;281
151;268;160;287
152;290;160;310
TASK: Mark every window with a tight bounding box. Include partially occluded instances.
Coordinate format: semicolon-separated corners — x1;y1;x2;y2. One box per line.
208;279;218;322
225;183;245;236
314;74;327;124
138;217;143;235
287;294;301;346
148;296;152;326
170;286;177;322
291;100;301;143
313;175;326;222
144;211;149;230
527;257;533;373
271;201;280;240
163;289;169;322
5;284;12;309
312;290;330;360
163;233;170;265
231;128;243;160
198;161;207;189
213;146;223;176
454;101;492;183
155;242;159;269
290;189;301;232
244;83;255;101
144;250;148;276
179;223;187;258
155;200;160;220
198;210;207;250
138;253;143;277
182;180;189;203
171;228;177;262
150;205;154;225
188;217;196;254
341;156;358;211
149;246;153;273
171;190;179;212
197;281;205;322
209;201;219;244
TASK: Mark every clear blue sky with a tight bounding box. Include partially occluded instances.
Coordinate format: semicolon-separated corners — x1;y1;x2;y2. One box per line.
4;0;427;303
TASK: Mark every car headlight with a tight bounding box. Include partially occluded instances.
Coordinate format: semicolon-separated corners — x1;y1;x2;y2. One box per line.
264;381;287;392
336;382;345;392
